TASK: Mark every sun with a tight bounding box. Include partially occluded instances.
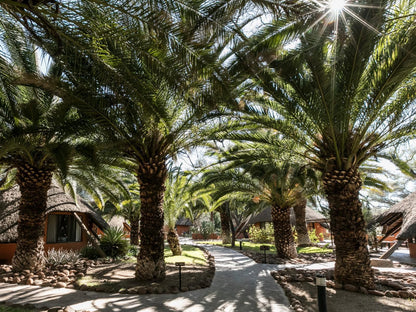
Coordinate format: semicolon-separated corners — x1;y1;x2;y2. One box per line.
328;0;346;14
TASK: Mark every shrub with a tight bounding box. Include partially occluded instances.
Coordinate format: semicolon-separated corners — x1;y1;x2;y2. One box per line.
46;248;80;266
80;245;101;260
127;244;139;257
308;229;323;244
248;224;274;244
100;227;129;258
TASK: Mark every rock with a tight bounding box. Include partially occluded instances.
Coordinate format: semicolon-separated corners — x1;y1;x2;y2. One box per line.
62;270;70;275
26;278;34;285
169;286;179;294
79;284;89;291
38;272;45;279
326;281;335;288
136;286;147;295
59;276;70;282
47;307;63;312
398;290;410;299
75;273;84;278
34;280;43;286
334;282;343;289
119;288;127;294
12;277;21;284
368;290;385;296
180;287;189;292
344;284;359;292
359;287;368;294
23;270;31;275
56;282;67;288
63;307;76;312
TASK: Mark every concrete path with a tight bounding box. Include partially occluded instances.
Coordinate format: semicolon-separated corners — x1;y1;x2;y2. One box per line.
0;245;291;312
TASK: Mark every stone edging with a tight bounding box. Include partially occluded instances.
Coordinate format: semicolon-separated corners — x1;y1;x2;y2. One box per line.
272;268;416;312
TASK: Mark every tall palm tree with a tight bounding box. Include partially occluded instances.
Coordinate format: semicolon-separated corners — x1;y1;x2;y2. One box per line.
43;1;235;280
0;21;91;272
164;168;191;255
233;0;416;287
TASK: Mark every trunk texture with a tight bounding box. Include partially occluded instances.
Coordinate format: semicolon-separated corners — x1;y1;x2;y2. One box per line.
218;205;231;244
167;227;182;255
323;168;374;288
293;198;311;246
135;160;167;281
271;204;297;259
130;216;139;246
12;163;52;272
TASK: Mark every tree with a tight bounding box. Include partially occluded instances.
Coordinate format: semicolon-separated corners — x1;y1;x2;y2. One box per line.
0;21;91;272
164;168;191;255
236;0;416;287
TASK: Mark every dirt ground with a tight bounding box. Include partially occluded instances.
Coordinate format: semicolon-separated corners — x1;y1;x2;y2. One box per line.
75;261;213;293
286;281;416;312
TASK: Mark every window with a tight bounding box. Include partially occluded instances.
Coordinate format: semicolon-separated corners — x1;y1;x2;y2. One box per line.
46;214;82;243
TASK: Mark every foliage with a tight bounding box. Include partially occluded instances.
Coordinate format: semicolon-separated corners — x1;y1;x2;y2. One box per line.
100;227;129;259
80;245;101;260
193;220;216;239
296;246;333;254
248;224;274;244
0;304;39;312
127;244;139;257
308;229;323;244
46;248;80;266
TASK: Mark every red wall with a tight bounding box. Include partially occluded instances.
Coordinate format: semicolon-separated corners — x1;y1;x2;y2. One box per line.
0;212;90;264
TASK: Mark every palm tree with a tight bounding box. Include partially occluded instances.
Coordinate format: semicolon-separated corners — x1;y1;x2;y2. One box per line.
234;0;416;287
202;146;315;259
164;168;191;255
44;1;234;280
0;21;91;272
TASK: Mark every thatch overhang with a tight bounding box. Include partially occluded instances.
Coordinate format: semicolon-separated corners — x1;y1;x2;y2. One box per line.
248;206;328;225
176;217;192;227
0;184;108;243
373;191;416;241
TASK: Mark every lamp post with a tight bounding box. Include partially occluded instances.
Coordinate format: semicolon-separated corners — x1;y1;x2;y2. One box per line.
175;262;185;290
260;245;270;263
316;273;327;312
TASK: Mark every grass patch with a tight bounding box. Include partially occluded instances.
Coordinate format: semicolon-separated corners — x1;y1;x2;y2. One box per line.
199;240;333;254
297;246;333;254
0;305;39;312
165;245;207;266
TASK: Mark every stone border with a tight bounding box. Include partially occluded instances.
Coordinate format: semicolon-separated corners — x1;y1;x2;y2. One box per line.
0;245;215;296
271;268;416;312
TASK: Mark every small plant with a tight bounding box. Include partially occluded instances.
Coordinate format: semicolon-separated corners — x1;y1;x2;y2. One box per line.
248;224;274;244
80;245;101;260
308;229;323;244
127;244;139;257
46;248;80;266
100;227;129;258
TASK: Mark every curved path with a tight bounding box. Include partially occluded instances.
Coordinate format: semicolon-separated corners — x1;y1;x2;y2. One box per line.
0;245;291;312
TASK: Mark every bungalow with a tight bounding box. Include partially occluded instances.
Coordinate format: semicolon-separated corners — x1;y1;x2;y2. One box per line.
372;191;416;259
0;184;108;264
248;206;330;241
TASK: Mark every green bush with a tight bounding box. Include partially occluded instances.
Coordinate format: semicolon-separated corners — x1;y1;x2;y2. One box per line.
308;229;323;244
127;244;139;257
80;245;101;259
46;248;80;266
248;224;274;244
100;227;129;258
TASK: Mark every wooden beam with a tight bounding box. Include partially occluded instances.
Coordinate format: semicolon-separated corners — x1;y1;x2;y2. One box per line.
73;212;106;258
379;240;404;259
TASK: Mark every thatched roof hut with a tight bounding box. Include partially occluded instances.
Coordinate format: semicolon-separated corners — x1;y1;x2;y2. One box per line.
373;191;416;241
0;184;108;243
249;206;327;225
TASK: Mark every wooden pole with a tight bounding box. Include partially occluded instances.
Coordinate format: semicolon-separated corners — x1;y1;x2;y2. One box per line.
73;212;106;258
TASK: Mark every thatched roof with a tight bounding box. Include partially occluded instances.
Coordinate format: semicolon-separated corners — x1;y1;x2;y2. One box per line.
373;191;416;240
176;217;192;226
0;184;108;243
249;206;327;225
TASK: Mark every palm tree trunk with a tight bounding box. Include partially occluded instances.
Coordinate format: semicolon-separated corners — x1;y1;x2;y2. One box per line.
293;198;311;246
167;227;182;255
130;216;139;246
218;205;231;244
271;204;297;259
135;160;167;281
324;168;374;289
12;163;52;272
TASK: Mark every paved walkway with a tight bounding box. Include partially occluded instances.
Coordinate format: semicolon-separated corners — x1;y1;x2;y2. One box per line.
0;245;291;312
